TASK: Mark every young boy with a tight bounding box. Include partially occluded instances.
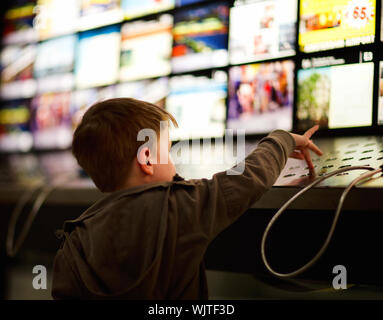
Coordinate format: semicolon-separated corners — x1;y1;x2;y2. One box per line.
51;98;322;299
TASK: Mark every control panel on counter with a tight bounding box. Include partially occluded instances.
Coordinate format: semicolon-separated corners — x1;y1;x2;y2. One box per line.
1;135;383;190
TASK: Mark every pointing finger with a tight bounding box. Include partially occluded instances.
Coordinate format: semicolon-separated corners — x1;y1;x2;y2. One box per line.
307;140;323;156
302;147;314;170
304;125;319;139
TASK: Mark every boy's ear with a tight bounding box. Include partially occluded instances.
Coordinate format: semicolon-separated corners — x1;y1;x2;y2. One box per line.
137;147;154;176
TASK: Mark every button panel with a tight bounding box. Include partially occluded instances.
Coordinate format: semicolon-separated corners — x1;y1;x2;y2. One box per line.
275;136;383;187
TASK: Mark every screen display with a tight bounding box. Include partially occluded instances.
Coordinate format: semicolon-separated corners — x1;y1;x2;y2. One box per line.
378;61;383;125
381;2;383;41
176;0;207;6
34;35;77;77
75;26;120;89
120;15;173;82
34;35;77;93
122;0;175;19
30;92;73;149
116;78;169;108
0;99;33;152
2;1;38;44
299;0;376;53
227;60;294;134
70;86;116;129
35;0;80;40
171;2;229;73
229;0;297;65
1;0;381;153
166;71;227;140
78;0;123;31
297;59;373;130
1;44;37;100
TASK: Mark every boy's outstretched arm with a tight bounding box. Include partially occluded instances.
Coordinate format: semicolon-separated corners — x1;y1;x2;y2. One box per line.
172;126;322;241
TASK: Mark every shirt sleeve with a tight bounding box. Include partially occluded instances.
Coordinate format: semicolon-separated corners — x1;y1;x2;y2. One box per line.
171;129;296;241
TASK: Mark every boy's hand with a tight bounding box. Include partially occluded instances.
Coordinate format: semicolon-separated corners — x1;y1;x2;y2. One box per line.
289;125;323;171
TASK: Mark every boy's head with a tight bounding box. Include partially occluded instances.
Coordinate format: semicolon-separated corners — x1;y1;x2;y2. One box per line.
72;98;178;192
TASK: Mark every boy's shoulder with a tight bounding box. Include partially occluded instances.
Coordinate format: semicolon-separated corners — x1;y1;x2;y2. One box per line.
63;177;198;228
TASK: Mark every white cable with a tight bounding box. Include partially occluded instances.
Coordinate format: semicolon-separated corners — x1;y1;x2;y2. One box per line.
261;165;382;278
6;185;44;257
6;173;72;258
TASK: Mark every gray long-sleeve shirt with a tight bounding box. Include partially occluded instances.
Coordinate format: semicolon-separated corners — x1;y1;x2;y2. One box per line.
51;129;296;299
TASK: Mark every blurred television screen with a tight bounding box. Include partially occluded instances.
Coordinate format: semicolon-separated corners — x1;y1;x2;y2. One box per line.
34;35;77;93
297;62;374;130
229;0;297;65
75;26;120;89
0;0;381;154
78;0;123;31
2;0;38;45
116;77;169;108
166;71;227;140
0;99;33;152
176;0;207;6
119;14;173;81
34;35;77;77
381;2;383;41
227;60;294;134
171;1;229;73
299;0;375;53
1;44;37;100
122;0;175;19
30;92;73;149
378;61;383;125
35;0;80;40
70;85;116;129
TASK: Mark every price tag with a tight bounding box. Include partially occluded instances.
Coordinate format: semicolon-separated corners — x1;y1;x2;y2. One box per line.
345;0;375;28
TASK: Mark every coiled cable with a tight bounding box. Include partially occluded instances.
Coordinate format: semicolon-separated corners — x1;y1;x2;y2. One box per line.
261;165;383;278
